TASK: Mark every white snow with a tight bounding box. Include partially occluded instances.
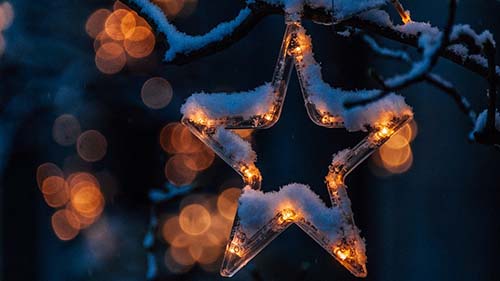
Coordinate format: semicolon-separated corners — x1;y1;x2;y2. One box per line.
451;24;495;48
237;183;343;241
471;109;500;136
215;127;257;164
181;83;274;120
130;0;389;61
295;28;413;131
394;21;440;37
331;149;351;166
362;35;411;62
248;0;387;19
130;0;252;61
447;44;469;61
358;9;392;27
384;33;441;88
343;93;411;130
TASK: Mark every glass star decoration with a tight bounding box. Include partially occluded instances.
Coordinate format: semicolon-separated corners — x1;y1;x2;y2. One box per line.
128;0;414;278
180;19;412;279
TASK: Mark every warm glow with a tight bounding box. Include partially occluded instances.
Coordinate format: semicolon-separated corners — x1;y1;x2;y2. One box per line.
264;113;273;121
164;248;193;274
380;140;411;165
334;247;351;261
391;0;412;24
171;124;203;154
70;182;105;218
67;172;100;189
383;134;409;149
42;176;70;208
402;13;412;24
153;0;185;17
374;120;417;175
85;9;112;38
372;126;394;142
162;216;182;244
36;162;64;189
278;208;297;224
217;188;241;220
161;193;234;273
95;42;127;74
51;209;80;241
228;243;242;257
159;122;180;154
321;114;339;124
233;129;253;139
184;147;215;172
124;26;155;58
169;246;196;266
104;9;133;40
241;165;260;182
179;204;212;235
164;154;198;186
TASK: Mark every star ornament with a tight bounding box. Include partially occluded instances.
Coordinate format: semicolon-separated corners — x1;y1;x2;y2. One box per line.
180;19;412;278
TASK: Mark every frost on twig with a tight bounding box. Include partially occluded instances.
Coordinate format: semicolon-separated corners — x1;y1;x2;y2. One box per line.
346;0;458;108
470;110;500;146
362;35;476;124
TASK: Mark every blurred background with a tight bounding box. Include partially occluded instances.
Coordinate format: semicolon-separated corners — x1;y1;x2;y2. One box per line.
1;0;500;280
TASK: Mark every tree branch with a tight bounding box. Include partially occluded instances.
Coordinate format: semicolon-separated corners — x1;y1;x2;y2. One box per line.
345;0;458;108
124;0;500;83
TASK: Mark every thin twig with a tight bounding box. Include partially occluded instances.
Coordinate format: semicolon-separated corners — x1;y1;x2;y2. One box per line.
424;73;476;124
363;34;476;124
345;0;457;108
123;0;500;82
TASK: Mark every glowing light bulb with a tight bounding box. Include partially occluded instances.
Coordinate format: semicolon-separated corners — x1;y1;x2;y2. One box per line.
391;0;412;24
334;247;350;261
321;114;340;125
372;126;394;142
228;243;242;257
278;208;297;224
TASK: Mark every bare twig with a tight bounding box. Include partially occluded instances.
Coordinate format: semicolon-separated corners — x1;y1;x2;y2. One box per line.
424;73;476;124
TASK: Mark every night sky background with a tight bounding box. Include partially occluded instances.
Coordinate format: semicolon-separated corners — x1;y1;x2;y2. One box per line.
1;0;500;280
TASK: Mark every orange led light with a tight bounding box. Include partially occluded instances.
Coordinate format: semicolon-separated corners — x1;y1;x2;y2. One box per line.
333;247;350;261
278;208;297;224
228;243;242;257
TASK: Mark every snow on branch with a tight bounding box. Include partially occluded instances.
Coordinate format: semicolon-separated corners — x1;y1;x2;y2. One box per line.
125;0;500;83
127;0;252;61
125;0;387;62
346;0;458;108
362;34;476;124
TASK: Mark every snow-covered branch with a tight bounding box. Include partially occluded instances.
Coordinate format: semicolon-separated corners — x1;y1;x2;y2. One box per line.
362;34;476;124
124;0;500;83
346;0;458;108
